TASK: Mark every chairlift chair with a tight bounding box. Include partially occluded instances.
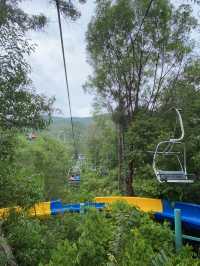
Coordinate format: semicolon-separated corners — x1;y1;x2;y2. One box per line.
153;109;193;183
68;166;81;186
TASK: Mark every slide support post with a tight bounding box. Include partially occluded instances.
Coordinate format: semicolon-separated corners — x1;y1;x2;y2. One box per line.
80;203;84;214
174;208;182;252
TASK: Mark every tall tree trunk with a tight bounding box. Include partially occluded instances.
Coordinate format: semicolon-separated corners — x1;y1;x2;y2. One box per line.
118;120;134;195
118;124;124;194
124;113;135;196
0;223;17;266
125;159;134;196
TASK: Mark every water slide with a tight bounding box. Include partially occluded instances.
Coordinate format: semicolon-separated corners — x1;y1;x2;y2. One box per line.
0;197;200;232
95;197;200;232
0;201;105;219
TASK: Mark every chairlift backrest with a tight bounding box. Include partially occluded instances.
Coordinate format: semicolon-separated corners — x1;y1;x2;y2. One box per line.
169;109;184;142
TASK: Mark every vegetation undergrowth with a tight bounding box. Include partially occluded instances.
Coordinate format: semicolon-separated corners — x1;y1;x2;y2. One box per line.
2;203;199;266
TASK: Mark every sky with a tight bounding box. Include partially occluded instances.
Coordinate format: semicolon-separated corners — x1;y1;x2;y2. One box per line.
20;0;95;117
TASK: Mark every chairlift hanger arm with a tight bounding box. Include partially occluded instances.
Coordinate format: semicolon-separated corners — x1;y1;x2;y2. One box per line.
169;109;184;142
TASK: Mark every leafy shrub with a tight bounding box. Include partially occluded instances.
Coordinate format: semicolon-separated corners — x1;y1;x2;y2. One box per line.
2;202;199;266
3;214;55;266
15;136;71;200
44;209;113;266
152;247;200;266
135;178;200;204
0;170;43;208
107;202;173;265
76;209;113;266
40;240;78;266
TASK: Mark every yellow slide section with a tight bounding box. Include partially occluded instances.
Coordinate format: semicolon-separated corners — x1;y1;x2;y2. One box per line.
28;202;51;217
0;206;21;219
0;202;51;219
95;196;163;213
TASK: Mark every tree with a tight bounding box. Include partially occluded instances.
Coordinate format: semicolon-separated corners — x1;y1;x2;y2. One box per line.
16;135;71;200
0;1;52;129
86;114;117;171
52;0;87;20
85;0;197;195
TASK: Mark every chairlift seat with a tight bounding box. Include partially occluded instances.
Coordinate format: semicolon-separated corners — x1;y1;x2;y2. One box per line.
157;170;193;183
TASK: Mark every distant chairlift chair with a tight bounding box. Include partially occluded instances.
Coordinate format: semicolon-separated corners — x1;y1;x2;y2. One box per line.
68;166;81;186
153;109;193;183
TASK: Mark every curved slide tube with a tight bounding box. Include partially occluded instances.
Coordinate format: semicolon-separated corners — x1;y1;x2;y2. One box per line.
0;197;200;232
95;197;200;232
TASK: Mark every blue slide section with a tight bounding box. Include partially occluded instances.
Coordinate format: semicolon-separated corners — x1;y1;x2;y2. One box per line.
50;200;105;215
155;200;200;231
50;199;200;232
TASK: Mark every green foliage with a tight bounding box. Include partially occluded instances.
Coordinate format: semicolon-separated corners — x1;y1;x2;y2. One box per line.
14;135;71;200
42;209;112;266
44;214;81;243
86;114;117;170
0;131;43;208
0;172;43;208
0;132;73;207
107;203;198;266
127;112;168;172
42;240;78;266
44;116;93;155
3;213;81;265
2;202;199;266
0;249;8;266
51;0;87;20
0;1;53;130
107;203;173;265
135;178;200;203
86;0;197;117
3;214;53;266
152;246;199;266
82;168;119;196
76;209;112;266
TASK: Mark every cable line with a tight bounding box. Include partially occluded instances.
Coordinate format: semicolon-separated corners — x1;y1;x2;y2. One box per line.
139;0;154;32
55;0;77;158
127;0;154;55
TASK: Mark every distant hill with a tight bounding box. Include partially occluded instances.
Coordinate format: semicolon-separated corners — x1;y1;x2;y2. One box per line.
42;115;111;153
51;116;93;128
44;117;93;147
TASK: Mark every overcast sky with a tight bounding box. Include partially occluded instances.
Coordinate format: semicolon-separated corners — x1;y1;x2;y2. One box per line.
20;0;199;118
20;0;95;117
